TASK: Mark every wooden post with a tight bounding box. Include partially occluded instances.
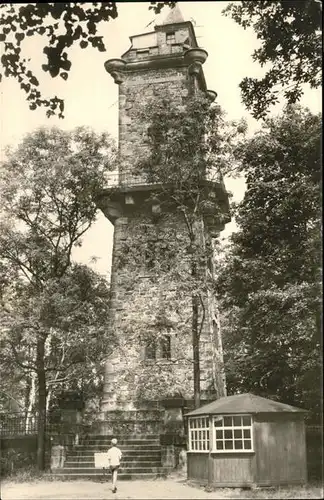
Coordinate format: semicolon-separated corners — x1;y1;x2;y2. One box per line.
208;414;213;486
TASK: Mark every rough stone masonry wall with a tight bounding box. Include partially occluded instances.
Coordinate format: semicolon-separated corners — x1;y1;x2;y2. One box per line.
101;209;223;411
118;67;189;177
102;211;192;410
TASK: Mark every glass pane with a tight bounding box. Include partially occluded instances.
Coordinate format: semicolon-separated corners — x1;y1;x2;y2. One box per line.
233;416;241;427
224;429;233;439
225;440;233;450
216;430;223;439
235;440;243;450
234;429;242;439
223;416;232;427
214;417;222;427
244;440;252;449
242;416;251;426
243;429;251;438
216;441;224;449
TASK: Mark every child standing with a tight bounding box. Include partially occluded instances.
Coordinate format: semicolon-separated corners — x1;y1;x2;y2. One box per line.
107;438;122;493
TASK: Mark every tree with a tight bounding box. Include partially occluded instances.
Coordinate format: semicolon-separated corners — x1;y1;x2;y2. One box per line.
118;91;244;408
216;105;321;421
1;265;112;438
0;126;116;469
223;1;322;119
0;2;175;117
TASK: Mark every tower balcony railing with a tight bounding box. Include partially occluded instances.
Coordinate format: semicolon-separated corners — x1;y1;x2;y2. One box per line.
103;170;157;188
103;169;223;189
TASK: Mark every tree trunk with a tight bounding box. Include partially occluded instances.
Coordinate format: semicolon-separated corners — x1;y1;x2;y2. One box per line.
36;336;47;471
25;371;37;433
192;294;200;409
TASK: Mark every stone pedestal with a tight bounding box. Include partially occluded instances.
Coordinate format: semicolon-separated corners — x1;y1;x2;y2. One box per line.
50;444;66;470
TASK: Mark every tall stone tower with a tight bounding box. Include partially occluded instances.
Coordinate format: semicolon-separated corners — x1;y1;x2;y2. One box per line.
97;6;230;432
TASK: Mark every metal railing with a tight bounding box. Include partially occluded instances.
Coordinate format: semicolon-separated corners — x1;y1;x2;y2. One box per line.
0;412;38;436
103;169;223;189
103;170;157;188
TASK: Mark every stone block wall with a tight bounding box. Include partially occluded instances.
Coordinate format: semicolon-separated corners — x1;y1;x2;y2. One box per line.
101;208;224;411
118;67;189;176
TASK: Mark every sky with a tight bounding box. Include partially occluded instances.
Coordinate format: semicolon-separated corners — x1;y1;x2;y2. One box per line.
1;1;321;278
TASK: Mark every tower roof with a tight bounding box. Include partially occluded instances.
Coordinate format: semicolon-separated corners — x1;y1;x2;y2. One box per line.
185;393;307;416
161;4;185;25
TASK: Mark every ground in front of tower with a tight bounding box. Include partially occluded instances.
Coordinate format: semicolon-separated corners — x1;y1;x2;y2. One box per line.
1;474;322;499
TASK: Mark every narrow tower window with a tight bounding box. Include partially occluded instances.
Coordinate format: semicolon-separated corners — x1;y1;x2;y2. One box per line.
166;32;176;44
145;341;156;360
160;335;171;359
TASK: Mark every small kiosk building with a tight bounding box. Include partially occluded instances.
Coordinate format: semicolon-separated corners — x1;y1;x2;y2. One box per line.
185;393;307;487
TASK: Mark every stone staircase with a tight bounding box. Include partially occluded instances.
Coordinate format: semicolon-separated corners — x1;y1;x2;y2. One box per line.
51;434;168;480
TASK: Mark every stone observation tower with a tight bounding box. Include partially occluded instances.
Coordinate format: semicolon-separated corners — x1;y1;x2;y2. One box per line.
96;5;231;436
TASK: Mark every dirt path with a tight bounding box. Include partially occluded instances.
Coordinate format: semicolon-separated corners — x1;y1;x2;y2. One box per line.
2;476;322;500
1;477;235;500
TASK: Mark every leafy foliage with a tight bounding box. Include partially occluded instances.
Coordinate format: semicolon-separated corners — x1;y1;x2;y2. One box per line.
0;126;115;283
0;2;176;117
1;265;111;400
0;126;116;468
139;91;245;201
149;1;176;14
0;3;118;117
223;1;322;118
216;105;321;420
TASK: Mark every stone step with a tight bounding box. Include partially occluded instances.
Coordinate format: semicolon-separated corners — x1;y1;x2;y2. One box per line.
49;471;167;480
65;452;161;463
84;434;160;439
53;466;164;474
64;460;162;467
74;444;161;450
69;448;162;454
82;439;160;445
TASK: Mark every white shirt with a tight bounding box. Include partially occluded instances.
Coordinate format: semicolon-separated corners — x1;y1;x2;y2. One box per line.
107;446;122;466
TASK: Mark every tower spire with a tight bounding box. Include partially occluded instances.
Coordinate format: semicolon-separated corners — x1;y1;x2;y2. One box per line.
161;3;185;25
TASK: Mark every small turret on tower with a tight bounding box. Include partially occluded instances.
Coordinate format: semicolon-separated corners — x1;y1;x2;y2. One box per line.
120;4;198;62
